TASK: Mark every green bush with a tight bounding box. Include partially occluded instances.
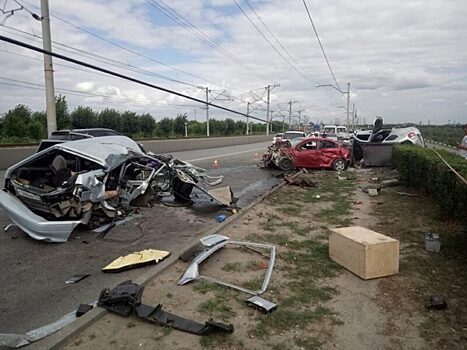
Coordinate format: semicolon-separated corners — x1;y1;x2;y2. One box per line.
393;145;467;223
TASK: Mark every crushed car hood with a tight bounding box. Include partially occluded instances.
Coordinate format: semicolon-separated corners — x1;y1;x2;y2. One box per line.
52;136;144;170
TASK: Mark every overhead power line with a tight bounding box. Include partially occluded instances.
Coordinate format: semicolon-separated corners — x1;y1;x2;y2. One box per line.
243;0;310;78
19;0;222;87
0;76;200;110
146;0;264;81
302;0;340;90
0;34;279;125
232;0;312;82
0;25;199;88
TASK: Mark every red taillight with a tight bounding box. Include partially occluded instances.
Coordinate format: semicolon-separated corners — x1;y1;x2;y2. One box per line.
407;131;416;139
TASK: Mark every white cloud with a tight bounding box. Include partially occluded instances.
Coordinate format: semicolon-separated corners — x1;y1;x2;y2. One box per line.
0;0;465;124
75;81;94;92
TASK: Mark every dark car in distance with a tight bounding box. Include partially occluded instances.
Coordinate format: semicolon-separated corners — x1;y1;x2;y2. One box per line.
37;128;122;152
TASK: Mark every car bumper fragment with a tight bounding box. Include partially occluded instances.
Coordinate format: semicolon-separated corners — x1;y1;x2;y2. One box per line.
0;190;80;242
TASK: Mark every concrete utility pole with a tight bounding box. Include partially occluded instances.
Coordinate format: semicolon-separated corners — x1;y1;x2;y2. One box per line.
197;86;210;136
351;103;355;130
297;109;305;130
265;84;280;135
346;82;350;130
315;82;351;130
246;101;250;135
41;0;56;136
288;100;298;127
204;87;209;137
266;87;270;135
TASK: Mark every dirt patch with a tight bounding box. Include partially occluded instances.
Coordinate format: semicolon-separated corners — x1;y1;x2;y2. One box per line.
61;168;467;350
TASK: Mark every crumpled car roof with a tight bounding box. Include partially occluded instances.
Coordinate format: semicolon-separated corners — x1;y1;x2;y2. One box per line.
4;136;144;186
47;136;143;169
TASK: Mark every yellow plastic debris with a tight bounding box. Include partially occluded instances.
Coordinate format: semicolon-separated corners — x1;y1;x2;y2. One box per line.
102;249;170;273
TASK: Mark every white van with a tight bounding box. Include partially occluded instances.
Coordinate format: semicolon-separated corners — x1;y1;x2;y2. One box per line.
322;125;350;140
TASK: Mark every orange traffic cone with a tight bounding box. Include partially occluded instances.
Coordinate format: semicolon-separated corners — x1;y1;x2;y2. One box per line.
212;159;220;168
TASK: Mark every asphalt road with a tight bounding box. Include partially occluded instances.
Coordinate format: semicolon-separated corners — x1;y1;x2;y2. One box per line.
0;140;279;335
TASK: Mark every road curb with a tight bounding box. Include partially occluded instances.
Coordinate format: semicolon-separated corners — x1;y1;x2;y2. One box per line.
32;171;300;350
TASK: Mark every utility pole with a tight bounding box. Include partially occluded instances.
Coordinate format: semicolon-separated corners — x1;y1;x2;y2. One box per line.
266;86;270;135
204;87;209;137
246;101;250;135
266;84;280;135
41;0;56;136
351;103;355;130
287;100;298;128
288;101;292;127
282;115;285;132
346;82;350;130
197;86;210;136
297;109;305;130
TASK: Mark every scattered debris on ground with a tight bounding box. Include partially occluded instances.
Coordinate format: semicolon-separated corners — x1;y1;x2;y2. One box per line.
102;249;170;273
97;280;234;336
61;168;467;350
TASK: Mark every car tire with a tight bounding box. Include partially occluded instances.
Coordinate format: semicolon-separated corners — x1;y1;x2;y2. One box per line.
332;159;347;172
278;157;295;171
172;178;193;201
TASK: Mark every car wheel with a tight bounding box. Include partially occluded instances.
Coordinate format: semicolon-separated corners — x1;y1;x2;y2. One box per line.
278;157;295;171
332;159;347;172
172;178;193;201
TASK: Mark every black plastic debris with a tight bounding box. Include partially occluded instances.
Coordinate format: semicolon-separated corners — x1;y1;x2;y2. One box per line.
76;304;93;317
98;281;234;335
425;295;447;310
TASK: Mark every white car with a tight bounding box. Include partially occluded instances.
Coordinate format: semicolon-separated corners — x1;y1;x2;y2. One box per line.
272;133;284;144
282;131;307;142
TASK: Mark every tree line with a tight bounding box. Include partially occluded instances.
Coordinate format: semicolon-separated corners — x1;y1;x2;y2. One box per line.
0;95;280;144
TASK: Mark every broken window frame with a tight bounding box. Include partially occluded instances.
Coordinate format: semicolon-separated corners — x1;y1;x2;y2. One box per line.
178;235;276;296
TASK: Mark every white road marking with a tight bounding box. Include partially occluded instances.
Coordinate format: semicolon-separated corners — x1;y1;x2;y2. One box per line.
185;147;265;163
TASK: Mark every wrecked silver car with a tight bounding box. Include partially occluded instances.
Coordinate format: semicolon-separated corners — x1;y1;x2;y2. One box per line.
0;136;223;242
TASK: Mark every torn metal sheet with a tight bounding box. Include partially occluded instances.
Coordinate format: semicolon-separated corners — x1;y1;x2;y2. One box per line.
98;281;234;335
102;249;170;273
178;235;276;296
192;185;233;206
0;302;97;348
206;186;233;206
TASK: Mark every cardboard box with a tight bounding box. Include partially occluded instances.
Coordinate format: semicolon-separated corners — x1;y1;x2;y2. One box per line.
329;226;399;279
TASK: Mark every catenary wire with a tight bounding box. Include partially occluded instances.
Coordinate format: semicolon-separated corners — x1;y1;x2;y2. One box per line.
243;0;312;80
145;0;265;82
0;25;199;88
302;0;340;90
232;0;313;82
19;0;223;88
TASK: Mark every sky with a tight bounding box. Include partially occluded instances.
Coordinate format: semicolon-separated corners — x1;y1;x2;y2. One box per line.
0;0;466;126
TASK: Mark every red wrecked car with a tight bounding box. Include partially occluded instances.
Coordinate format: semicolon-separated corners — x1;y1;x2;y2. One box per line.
260;137;350;171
